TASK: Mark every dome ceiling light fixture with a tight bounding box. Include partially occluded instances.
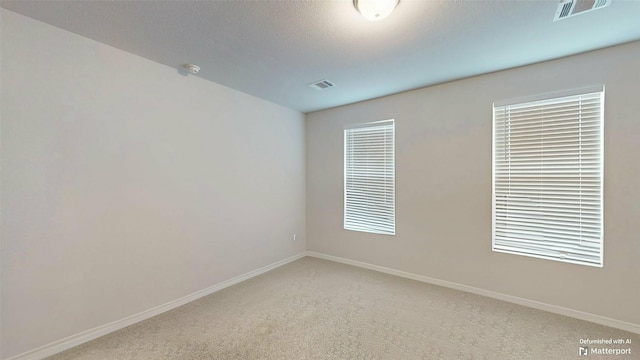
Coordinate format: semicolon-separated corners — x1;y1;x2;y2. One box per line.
354;0;399;21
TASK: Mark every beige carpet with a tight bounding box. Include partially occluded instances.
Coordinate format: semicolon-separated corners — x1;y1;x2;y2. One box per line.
47;257;639;359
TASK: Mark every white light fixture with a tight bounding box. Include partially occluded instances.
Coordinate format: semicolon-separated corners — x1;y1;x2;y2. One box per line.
354;0;399;21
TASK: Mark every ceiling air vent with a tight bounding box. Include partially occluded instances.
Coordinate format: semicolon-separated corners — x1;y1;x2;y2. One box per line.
554;0;611;21
309;79;335;90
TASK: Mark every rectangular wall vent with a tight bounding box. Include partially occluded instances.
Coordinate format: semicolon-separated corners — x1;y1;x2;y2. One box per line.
554;0;611;21
309;79;335;90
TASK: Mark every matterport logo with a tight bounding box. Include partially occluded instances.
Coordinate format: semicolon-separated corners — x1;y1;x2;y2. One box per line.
579;338;632;356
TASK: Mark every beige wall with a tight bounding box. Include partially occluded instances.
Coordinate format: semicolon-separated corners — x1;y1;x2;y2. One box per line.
1;10;305;358
307;41;640;328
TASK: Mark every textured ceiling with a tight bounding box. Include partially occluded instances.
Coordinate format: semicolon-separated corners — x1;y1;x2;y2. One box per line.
2;0;640;113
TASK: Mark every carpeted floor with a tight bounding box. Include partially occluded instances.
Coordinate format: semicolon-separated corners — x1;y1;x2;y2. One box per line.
47;257;639;359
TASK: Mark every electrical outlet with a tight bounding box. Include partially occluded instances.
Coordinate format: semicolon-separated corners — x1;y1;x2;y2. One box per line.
293;233;297;241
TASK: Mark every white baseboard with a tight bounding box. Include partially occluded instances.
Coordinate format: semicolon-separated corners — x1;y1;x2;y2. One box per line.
306;251;640;335
6;252;307;360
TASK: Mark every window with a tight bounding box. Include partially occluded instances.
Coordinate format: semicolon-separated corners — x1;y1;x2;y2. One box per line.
344;120;395;235
492;87;604;267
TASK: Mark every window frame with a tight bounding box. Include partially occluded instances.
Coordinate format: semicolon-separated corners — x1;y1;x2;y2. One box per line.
344;119;396;236
492;86;604;267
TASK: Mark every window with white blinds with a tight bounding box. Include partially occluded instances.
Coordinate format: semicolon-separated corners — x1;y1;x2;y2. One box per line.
344;120;395;235
492;87;604;267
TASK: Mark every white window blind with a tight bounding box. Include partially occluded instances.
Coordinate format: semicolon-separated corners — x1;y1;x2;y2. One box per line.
344;120;395;235
492;88;604;267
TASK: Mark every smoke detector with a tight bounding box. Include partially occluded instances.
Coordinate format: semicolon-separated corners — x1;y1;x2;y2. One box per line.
184;64;200;74
554;0;611;21
309;79;335;90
